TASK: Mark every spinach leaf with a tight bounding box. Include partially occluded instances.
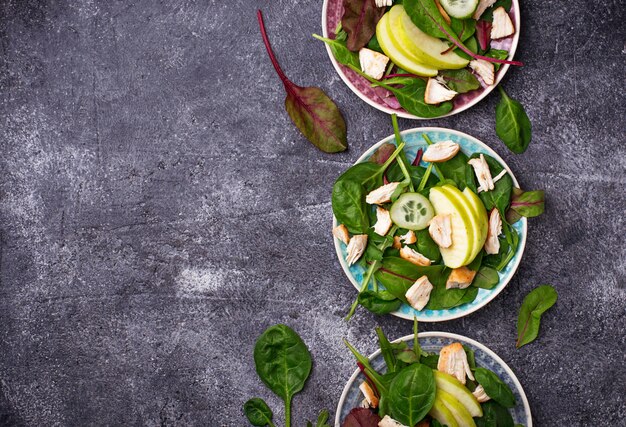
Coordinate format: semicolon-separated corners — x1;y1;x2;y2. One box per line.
388;363;436;425
426;282;470;310
474;368;516;408
470;153;513;216
467;250;484;271
516;285;558;348
419;353;439;369
344;340;388;394
438;151;470;189
481;0;513;21
342;0;386;51
359;290;402;315
456;286;479;306
336;162;383;191
366;33;383;53
451;17;476;41
506;188;545;223
454;35;478;60
431;420;444;427
415;229;441;262
386;163;439;191
312;34;360;68
438;69;480;94
472;266;500;289
475;400;515;427
377;326;400;373
485;49;509;70
332;179;370;234
374;257;447;303
244;398;276;427
496;86;532;154
341;408;381;427
254;324;312;427
258;11;347;153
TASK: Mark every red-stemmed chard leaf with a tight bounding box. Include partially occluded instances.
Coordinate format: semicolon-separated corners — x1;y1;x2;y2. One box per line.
356;362;380;396
342;0;386;51
412;148;423;166
257;10;347;153
404;0;523;66
476;20;492;51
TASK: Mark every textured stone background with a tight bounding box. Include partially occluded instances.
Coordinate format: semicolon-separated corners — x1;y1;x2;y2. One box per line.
0;0;624;426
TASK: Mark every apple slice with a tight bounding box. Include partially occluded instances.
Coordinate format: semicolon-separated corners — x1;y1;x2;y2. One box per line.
376;13;438;77
434;371;483;417
429;185;475;268
438;389;478;427
429;396;460;427
462;187;489;262
389;5;469;70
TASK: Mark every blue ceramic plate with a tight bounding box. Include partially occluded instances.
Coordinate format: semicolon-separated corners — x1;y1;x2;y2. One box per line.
332;128;527;322
335;332;532;427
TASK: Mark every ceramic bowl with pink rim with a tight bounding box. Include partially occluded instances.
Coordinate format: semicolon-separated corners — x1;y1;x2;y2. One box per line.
320;0;521;119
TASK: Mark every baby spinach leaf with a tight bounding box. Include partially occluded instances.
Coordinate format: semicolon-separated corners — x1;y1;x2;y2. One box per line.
506;188;545;223
420;353;439;369
475;400;515;427
472;266;500;289
387;163;439;190
243;398;276;427
431;420;445;427
377;326;400;373
359;290;402;315
312;34;360;68
496;86;532;154
258;11;347;153
474;368;516;408
388;363;436;425
415;229;441;262
366;34;383;53
338;162;384;192
342;0;386;51
438;151;470;189
516;285;558;348
253;324;312;427
456;286;479;306
332;179;370;234
341;408;381;427
438;69;480;93
374;257;447;303
454;35;478;60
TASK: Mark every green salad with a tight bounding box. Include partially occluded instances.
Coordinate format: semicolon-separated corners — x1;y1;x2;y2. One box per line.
332;116;545;319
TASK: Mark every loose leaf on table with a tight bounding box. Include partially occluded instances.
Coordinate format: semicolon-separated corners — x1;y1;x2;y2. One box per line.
438;69;480;93
359;290;402;315
403;0;522;66
253;324;312;426
258;10;347;153
312;34;360;68
341;408;381;427
332;179;370;234
474;368;516;408
388;363;436;426
475;400;515;427
341;0;386;51
244;398;276;427
516;285;558;348
308;409;331;427
506;188;545;223
496;86;532;154
471;266;500;289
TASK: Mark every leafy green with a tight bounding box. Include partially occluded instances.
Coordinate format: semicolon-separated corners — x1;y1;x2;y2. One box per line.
244;398;276;427
496;86;532;154
388;363;436;425
506;188;545;223
312;34;360;68
386;163;439;191
332;179;370;234
258;11;347;153
377;326;401;373
474;368;516;408
481;0;513;21
415;229;441;262
516;285;558;348
366;33;383;53
470;153;513;216
359;290;402;314
374;257;447;303
486;49;509;70
341;408;381;427
438;69;480;94
437;151;470;189
342;0;386;51
253;324;312;427
454;35;479;60
475;400;515;427
307;409;330;427
451;17;476;41
472;266;500;289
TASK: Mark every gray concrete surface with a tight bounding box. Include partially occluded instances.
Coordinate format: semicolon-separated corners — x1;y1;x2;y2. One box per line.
0;0;624;425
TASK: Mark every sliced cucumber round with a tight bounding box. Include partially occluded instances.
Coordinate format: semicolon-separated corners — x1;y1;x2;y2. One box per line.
439;0;479;19
390;193;435;230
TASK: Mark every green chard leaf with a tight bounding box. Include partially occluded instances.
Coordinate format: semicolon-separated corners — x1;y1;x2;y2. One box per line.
312;34;360;68
243;398;276;427
342;0;386;51
506;188;545;223
516;285;558;348
496;86;532;154
474;367;516;408
438;69;481;94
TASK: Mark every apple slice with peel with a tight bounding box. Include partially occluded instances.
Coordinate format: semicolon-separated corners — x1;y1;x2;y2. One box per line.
376;13;438;77
429;185;475;268
429;396;460;427
389;5;469;70
434;371;483;417
462;187;489;262
438;389;477;427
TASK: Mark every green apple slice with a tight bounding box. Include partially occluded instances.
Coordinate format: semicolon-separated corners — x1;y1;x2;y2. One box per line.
462;187;489;262
428;185;475;268
376;13;438;77
434;371;483;417
389;5;469;70
438;389;477;427
429;396;460;427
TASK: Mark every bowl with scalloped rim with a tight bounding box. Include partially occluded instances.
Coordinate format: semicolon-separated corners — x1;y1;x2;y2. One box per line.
320;0;521;119
332;127;527;322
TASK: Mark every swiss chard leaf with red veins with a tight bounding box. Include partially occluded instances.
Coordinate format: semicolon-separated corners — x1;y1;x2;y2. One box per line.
370;142;396;164
341;408;381;427
506;188;545;223
476;20;492;51
341;0;386;52
257;10;347;153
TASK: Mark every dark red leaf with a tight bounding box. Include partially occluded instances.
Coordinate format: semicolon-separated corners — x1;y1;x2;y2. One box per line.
341;408;381;427
412;148;423;166
476;20;492;51
369;142;396;164
342;0;386;52
258;10;347;153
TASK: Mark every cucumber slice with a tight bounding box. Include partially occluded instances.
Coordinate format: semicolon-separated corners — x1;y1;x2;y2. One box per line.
439;0;479;19
390;193;435;230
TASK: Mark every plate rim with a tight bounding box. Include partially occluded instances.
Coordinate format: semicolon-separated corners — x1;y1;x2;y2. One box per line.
332;127;528;322
334;331;533;427
320;0;522;119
